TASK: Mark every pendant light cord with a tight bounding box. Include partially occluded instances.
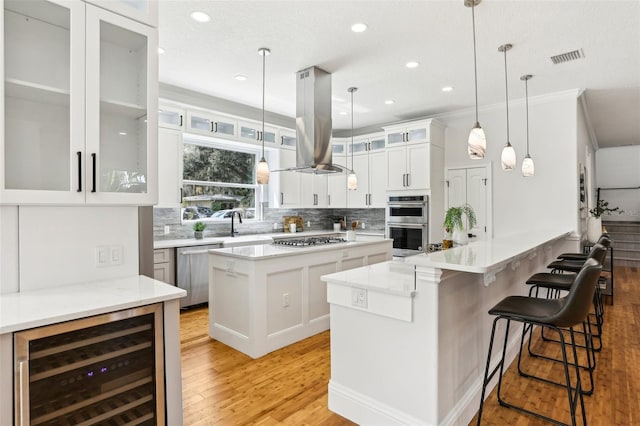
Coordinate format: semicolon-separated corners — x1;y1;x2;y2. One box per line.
472;3;479;123
350;89;354;170
525;77;530;155
503;48;510;143
261;51;266;159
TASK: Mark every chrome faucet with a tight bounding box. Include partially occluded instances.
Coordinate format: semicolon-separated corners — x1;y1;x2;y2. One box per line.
230;210;242;237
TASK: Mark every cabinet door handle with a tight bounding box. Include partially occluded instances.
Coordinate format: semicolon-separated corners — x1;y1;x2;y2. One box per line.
213;122;218;133
18;361;28;426
180;187;183;203
281;136;284;145
406;173;410;187
328;194;331;206
280;192;284;205
77;151;82;192
91;153;97;193
179;115;183;127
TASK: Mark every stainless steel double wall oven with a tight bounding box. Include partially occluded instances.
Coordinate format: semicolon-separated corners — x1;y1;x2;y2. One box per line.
386;194;428;257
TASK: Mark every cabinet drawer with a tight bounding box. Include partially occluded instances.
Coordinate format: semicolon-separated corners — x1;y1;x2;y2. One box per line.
153;248;172;264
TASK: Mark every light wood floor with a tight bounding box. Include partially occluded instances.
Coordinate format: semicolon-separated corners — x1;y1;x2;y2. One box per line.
180;266;639;425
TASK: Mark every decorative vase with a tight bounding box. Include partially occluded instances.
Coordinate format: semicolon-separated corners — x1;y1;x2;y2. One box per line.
194;231;204;240
587;216;602;243
452;228;468;246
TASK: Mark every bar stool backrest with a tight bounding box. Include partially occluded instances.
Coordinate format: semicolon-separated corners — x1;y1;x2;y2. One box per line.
546;258;602;327
597;234;612;248
587;243;607;265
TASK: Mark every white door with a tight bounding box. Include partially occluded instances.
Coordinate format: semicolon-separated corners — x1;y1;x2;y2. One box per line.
446;166;489;238
278;149;300;207
157;128;183;207
466;167;487;237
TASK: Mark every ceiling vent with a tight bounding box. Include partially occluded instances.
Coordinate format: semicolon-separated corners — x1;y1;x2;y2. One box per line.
550;49;584;64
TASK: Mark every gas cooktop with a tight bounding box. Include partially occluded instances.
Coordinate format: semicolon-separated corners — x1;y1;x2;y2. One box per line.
272;236;347;247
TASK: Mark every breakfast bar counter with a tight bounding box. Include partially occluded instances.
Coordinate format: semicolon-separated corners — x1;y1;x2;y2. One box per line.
321;229;577;426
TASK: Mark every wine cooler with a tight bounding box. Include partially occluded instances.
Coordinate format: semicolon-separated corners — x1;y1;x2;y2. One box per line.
14;304;165;425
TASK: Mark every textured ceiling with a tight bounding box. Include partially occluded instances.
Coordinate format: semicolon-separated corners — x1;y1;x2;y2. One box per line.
158;1;640;148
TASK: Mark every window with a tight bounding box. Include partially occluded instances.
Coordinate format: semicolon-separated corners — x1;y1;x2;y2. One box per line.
181;136;262;222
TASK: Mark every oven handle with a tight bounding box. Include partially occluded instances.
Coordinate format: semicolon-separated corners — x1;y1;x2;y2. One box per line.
387;203;426;209
387;222;426;229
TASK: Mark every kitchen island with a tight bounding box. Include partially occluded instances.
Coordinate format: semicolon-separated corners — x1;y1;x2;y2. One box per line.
321;229;577;426
208;236;392;358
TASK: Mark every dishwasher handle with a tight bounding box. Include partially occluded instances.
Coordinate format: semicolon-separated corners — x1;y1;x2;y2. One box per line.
180;248;219;255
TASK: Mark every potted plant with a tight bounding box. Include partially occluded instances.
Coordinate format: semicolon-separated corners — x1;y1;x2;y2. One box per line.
444;204;477;246
587;199;622;243
193;221;206;239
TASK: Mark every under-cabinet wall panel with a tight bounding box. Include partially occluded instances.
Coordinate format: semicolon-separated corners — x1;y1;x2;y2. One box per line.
266;268;303;335
308;262;338;321
211;268;250;337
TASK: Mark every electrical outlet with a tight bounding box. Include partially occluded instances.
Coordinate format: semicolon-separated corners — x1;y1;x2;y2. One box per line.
283;293;290;307
95;246;109;267
361;222;366;229
164;225;170;235
110;245;123;265
351;288;368;308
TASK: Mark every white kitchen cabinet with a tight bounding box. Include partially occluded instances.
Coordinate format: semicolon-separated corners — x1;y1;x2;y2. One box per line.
347;134;386;208
301;173;328;208
384;120;432;146
159;104;185;130
153;248;175;284
157;128;183;207
385;119;445;191
277;149;300;207
85;0;158;27
280;128;297;149
327;149;347;208
0;0;158;205
238;119;278;146
186;110;237;139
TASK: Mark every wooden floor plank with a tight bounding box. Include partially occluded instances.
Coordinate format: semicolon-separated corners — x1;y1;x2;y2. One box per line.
180;266;639;425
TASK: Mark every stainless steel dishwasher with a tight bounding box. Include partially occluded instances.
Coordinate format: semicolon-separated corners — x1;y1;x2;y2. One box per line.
177;244;221;308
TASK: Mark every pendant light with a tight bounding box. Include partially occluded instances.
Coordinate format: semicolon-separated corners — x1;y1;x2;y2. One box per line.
256;47;271;184
347;87;358;190
520;74;535;177
465;0;486;160
498;43;516;171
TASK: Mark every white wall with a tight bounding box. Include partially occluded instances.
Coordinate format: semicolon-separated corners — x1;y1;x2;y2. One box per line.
596;146;640;221
0;206;19;293
17;206;139;291
441;91;581;238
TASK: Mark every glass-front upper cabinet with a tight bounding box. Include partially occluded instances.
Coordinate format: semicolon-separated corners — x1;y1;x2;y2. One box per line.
280;128;297;149
2;0;85;204
159;104;185;130
238;120;278;145
186;111;237;139
85;5;157;204
85;0;158;27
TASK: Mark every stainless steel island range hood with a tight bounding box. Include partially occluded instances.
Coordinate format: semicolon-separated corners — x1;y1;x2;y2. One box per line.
288;66;345;174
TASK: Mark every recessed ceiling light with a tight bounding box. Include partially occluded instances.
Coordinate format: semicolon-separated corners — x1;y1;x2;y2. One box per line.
384;100;395;105
157;47;165;54
405;61;420;69
442;86;454;92
235;75;247;81
339;111;348;115
119;132;127;136
190;11;211;23
351;23;367;33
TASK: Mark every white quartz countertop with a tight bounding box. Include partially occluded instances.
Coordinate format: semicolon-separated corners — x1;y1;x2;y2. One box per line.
208;235;390;260
153;230;377;249
0;276;186;334
405;229;572;273
321;260;416;296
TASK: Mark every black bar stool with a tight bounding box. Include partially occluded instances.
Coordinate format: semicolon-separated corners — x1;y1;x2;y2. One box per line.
531;244;607;357
477;258;602;426
556;235;610;261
